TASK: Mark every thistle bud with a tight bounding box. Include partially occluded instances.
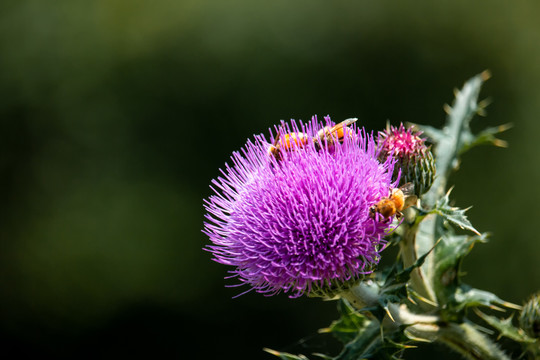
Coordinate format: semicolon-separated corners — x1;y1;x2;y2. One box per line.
377;123;435;197
520;293;540;339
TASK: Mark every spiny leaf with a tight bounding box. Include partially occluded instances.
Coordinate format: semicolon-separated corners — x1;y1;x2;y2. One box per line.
435;232;487;275
325;302;413;360
433;188;480;235
333;321;382;360
417;71;491;209
452;285;521;312
334;323;417;360
322;299;372;344
459;123;512;155
441;70;491;159
475;309;536;344
413;72;492;303
388;241;438;287
432;232;488;306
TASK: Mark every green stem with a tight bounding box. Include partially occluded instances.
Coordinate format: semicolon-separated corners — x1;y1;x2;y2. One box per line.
437;321;510;360
342;284;509;359
399;213;438;308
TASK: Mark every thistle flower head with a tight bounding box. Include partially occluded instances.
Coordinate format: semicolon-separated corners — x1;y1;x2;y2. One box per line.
378;123;435;196
203;116;398;298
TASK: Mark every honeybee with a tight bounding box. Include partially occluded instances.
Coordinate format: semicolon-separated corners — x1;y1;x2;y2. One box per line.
268;118;358;161
314;118;358;150
370;183;418;219
268;131;310;161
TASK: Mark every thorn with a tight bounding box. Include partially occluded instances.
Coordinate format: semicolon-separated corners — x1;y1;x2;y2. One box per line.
263;348;281;356
502;301;523;311
489;304;505;312
497;123;513;132
493;139;509;148
477;108;487;117
384;306;396;322
478;97;492;109
443;103;452;115
413;292;438;307
474;324;495;335
318;327;331;334
473;308;484;317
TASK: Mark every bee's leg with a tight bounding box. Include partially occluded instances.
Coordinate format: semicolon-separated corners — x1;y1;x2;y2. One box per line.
272;130;282;148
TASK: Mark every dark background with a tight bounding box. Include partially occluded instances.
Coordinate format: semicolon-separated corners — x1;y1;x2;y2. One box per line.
1;1;539;358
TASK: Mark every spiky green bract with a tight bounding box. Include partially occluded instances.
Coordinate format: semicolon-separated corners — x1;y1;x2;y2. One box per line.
377;123;435;197
518;293;540;359
520;293;540;339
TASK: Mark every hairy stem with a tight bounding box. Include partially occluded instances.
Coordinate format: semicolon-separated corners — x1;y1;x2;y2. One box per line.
437;321;510;360
399;214;438;308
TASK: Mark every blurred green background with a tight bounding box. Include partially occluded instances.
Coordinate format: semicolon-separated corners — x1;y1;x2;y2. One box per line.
1;0;539;358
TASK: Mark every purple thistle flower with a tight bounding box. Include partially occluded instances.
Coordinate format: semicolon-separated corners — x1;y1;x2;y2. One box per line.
203;116;398;297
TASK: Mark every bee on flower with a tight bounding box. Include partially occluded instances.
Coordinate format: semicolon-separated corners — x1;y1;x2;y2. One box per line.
203;116;399;298
370;183;418;220
268;118;358;161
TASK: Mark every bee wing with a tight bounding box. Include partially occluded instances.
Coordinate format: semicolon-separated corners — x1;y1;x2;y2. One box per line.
329;118;358;133
397;182;418;209
398;182;415;196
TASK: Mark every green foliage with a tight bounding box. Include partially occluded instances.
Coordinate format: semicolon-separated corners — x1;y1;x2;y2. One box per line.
417;71;492;206
325;299;372;344
267;73;536;360
432;189;480;235
324;300;414;360
475;310;536;344
451;286;520;313
431;231;487;308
